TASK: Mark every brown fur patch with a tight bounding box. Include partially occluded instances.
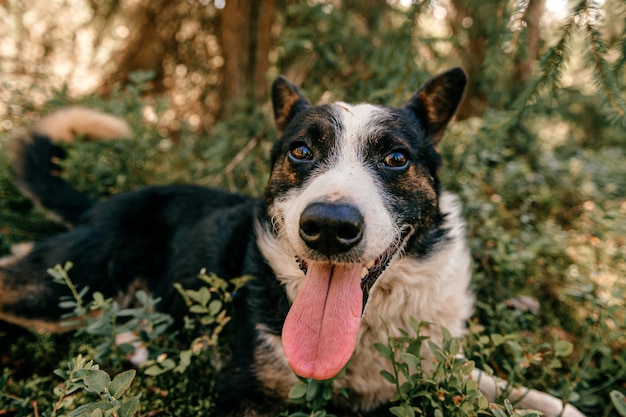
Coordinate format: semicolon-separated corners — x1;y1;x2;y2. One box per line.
0;275;66;333
253;325;298;399
274;92;302;134
0;247;101;333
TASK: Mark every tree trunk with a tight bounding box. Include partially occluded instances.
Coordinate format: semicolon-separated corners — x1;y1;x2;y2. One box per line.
97;0;181;95
218;0;277;112
448;0;546;119
513;0;546;84
448;0;492;119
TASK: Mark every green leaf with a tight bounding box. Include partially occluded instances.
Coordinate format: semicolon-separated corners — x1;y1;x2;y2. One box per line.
490;334;504;346
448;337;461;356
504;399;514;413
53;368;69;379
185;289;202;304
231;275;251;291
611;390;626;417
305;379;319;401
399;352;420;370
390;405;415;417
489;405;507;417
460;360;475;376
289;381;307;400
189;305;208;314
160;358;176;371
175;349;193;373
374;343;394;361
119;394;141;417
208;299;223;316
70;401;114;416
134;290;150;306
427;341;446;364
109;369;136;398
549;358;563;369
380;370;396;384
465;379;478;391
477;395;489;410
198;287;212;306
83;369;111;394
322;383;333;401
143;365;165;377
59;301;78;309
554;340;574;357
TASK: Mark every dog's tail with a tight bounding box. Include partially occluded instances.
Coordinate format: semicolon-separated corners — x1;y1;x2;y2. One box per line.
12;107;132;225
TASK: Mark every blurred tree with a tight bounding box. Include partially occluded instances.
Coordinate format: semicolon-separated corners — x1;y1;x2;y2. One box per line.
219;0;277;113
447;0;549;118
2;0;622;130
96;0;277;120
96;0;177;95
444;0;625;122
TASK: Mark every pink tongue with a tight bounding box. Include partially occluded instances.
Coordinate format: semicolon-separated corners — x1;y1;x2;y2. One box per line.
282;262;363;380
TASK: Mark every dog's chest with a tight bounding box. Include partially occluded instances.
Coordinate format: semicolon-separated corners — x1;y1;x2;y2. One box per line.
334;257;473;409
254;255;473;412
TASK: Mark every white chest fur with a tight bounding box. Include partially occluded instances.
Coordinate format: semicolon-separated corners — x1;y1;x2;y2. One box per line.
334;242;474;409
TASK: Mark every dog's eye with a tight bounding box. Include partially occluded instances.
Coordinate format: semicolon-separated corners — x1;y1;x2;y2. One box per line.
289;143;313;161
381;150;409;169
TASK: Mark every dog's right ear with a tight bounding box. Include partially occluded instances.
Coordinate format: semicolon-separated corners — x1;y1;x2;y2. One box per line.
405;67;467;146
272;76;310;135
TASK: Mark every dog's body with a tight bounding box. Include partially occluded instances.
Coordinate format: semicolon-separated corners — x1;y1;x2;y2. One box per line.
0;69;584;416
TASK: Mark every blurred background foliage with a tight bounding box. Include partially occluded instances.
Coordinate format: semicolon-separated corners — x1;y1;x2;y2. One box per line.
0;0;624;415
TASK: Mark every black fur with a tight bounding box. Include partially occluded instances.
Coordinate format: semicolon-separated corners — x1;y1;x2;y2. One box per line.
12;134;95;225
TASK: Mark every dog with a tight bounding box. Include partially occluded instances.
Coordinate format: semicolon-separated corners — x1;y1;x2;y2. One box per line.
0;68;584;416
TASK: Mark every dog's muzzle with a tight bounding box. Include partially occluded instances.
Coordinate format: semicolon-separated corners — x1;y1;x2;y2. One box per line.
299;202;364;256
283;201;406;381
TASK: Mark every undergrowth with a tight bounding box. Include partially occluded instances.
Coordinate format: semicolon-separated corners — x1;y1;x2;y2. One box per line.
2;266;623;416
0;73;624;416
0;266;574;417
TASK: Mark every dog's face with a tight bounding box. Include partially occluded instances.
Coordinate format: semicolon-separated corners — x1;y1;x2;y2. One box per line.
264;68;466;381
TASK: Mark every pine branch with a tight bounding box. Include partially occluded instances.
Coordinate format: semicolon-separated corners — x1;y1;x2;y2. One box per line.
614;17;626;73
508;0;625;125
508;0;530;53
509;14;575;120
482;0;509;81
581;0;626;118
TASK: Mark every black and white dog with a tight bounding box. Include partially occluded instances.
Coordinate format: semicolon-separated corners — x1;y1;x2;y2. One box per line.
0;68;584;416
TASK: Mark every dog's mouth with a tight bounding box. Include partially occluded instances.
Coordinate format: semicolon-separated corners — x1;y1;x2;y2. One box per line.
282;228;411;381
295;237;399;309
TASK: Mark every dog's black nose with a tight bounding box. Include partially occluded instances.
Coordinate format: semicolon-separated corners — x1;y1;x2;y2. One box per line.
299;202;364;255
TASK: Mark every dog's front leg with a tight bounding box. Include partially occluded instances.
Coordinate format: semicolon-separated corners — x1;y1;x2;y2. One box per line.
471;368;585;417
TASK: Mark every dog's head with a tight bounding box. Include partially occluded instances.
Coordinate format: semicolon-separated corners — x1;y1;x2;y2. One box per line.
264;68;466;380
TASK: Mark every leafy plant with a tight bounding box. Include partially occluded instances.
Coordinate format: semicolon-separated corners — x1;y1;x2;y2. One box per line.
286;377;343;417
50;355;140;417
143;269;249;376
49;262;174;365
488;399;541;417
373;319;487;417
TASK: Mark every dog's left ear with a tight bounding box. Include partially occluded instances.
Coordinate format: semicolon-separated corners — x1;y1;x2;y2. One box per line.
272;76;310;135
405;67;467;145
